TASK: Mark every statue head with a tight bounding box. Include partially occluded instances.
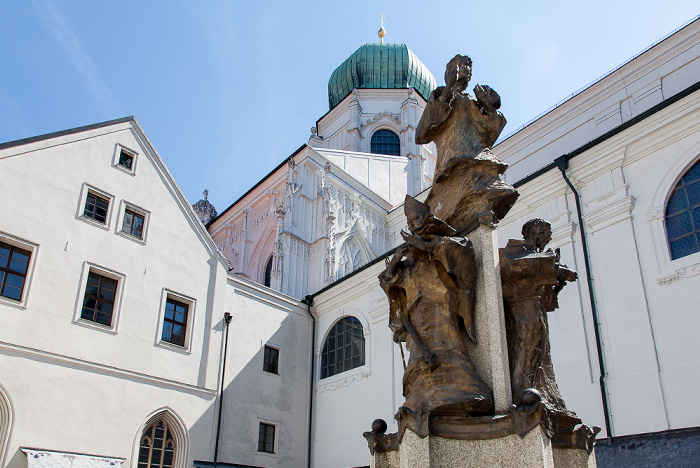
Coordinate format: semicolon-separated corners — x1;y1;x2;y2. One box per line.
522;218;552;252
404;195;431;233
445;54;472;93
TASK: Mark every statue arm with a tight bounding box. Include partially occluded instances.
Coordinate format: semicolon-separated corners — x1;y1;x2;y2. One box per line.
415;88;452;145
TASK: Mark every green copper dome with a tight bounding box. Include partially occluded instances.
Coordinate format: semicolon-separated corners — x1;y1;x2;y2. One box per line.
328;43;437;110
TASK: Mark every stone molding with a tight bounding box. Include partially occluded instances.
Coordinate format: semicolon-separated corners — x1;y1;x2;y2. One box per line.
316;370;371;393
657;262;700;285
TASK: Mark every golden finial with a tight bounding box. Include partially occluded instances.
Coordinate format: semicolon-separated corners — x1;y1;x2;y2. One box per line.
378;13;386;44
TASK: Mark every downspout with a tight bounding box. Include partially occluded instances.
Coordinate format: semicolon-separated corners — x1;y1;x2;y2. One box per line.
302;295;315;468
555;156;613;443
214;312;233;466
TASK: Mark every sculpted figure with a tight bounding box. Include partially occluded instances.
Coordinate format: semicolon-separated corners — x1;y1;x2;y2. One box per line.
500;219;579;427
416;54;506;178
417;55;518;232
379;196;493;437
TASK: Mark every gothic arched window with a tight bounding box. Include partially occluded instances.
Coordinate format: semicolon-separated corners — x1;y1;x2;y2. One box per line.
666;160;700;260
263;255;273;287
370;129;400;156
320;316;365;379
138;419;176;468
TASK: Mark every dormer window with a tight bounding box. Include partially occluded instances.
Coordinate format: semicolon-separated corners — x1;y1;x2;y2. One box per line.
371;129;400;156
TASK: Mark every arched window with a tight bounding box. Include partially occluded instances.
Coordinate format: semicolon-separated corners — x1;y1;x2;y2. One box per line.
138;419;176;468
666;160;700;260
320;316;365;379
370;129;400;156
263;255;273;287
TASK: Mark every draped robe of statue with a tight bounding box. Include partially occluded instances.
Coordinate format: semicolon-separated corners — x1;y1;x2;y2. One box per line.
500;219;581;432
379;197;493;437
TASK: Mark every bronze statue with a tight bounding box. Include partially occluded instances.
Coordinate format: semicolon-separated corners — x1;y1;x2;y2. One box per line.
417;54;518;233
500;219;579;429
379;196;493;437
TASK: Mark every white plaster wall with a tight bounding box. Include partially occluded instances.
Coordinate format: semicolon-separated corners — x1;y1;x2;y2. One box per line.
217;276;312;468
0;121;229;466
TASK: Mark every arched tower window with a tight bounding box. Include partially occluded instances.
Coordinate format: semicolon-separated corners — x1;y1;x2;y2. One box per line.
320;316;365;379
263;255;273;287
666;160;700;260
138;418;176;468
370;129;400;156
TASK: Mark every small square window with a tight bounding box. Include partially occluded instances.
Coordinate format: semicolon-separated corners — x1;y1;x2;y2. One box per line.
122;209;145;238
112;144;137;175
83;191;110;224
258;423;275;453
162;297;188;347
0;241;32;302
117;150;134;170
80;272;117;326
263;345;279;374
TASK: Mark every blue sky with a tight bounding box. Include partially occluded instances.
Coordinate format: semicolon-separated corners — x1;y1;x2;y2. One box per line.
1;1;698;212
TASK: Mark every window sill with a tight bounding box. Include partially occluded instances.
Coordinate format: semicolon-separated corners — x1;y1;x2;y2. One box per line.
0;295;27;310
73;318;118;334
78;215;111;231
156;340;191;355
117;230;146;245
261;370;282;379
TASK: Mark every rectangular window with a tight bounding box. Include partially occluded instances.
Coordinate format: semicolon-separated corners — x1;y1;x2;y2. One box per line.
162;298;188;347
80;272;117;326
263;345;279;374
0;241;31;301
257;423;275;453
83;191;110;224
122;209;145;239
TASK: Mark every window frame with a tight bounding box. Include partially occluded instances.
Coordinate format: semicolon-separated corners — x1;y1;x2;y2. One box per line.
0;232;38;308
137;418;176;468
77;183;115;230
156;289;195;353
112;143;138;175
256;421;277;455
262;344;281;375
117;201;150;243
665;160;700;260
320;316;366;380
370;128;401;156
73;262;125;333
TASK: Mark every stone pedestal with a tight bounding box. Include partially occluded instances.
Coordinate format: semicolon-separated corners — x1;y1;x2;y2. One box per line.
365;404;597;468
370;427;597;468
466;220;512;413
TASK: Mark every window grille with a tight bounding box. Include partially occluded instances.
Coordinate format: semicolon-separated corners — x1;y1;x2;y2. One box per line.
137;419;176;468
320;316;365;379
370;129;400;156
666;161;700;259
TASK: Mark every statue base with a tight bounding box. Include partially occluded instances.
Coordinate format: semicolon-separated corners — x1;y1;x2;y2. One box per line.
365;404;598;468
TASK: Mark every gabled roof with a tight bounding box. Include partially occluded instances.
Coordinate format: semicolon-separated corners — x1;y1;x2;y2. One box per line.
0;116;232;271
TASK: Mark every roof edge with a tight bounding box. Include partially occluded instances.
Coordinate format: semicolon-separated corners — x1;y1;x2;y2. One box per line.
0;116;135;150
